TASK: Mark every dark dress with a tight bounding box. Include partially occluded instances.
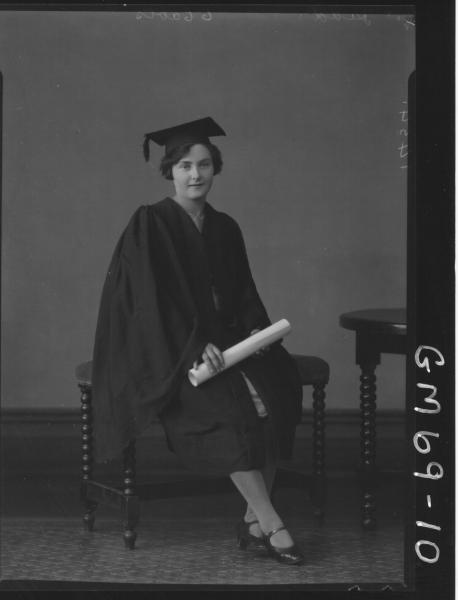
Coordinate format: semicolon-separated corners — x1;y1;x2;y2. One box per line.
92;197;302;473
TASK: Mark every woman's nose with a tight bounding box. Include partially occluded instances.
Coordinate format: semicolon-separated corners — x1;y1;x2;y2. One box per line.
190;166;200;179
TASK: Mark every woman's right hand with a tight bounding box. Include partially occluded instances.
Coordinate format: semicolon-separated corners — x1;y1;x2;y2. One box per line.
193;343;225;375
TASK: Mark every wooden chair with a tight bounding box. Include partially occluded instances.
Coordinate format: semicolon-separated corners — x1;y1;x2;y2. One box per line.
76;354;329;549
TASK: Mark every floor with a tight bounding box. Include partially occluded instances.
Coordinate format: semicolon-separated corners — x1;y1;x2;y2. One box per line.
0;434;409;591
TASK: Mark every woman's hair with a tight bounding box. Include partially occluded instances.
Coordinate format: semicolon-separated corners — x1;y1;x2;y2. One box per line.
159;141;223;180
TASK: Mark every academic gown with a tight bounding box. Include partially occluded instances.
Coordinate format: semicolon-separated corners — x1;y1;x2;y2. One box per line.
92;196;302;474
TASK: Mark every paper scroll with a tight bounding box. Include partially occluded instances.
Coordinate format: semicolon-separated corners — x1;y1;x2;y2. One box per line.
188;318;292;387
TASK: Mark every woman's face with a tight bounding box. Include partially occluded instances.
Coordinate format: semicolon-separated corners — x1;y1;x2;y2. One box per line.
171;144;214;203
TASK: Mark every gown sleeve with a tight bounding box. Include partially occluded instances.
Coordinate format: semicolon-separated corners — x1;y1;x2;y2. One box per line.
91;205;204;462
232;221;272;336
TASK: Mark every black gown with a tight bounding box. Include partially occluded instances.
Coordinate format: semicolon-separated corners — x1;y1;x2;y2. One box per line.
92;197;302;473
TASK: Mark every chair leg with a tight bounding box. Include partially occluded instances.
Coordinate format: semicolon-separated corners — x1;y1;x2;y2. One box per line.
123;440;140;549
312;382;326;520
80;382;98;531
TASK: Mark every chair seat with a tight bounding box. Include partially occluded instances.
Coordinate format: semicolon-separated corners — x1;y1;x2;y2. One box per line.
291;355;330;386
76;355;330;388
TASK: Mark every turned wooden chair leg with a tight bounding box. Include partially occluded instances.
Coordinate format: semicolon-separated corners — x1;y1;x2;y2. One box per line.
80;382;98;531
311;382;326;520
359;363;377;530
122;440;140;549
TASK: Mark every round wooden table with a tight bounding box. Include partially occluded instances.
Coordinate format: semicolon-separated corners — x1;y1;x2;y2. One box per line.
339;308;407;529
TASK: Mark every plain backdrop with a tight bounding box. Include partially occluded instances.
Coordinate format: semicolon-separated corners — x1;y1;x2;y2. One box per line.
1;11;415;410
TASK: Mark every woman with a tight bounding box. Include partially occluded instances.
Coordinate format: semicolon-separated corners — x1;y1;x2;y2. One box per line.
92;117;304;565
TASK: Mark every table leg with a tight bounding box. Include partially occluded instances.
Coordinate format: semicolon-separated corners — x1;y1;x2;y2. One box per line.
359;363;377;530
312;382;326;520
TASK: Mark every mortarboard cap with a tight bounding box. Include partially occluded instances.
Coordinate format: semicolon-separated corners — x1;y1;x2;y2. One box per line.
143;117;226;161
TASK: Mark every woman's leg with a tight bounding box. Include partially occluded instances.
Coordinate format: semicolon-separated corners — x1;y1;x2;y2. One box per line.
244;462;276;522
230;469;294;548
244;418;277;534
232;419;294;548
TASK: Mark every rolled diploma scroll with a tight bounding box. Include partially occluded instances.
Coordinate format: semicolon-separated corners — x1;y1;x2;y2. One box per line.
188;318;292;387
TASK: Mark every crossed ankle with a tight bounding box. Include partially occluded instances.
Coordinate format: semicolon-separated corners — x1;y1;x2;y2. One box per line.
258;519;284;536
243;519;263;538
260;522;295;548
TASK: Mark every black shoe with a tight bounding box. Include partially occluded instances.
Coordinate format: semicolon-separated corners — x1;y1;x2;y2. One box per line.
236;519;266;551
263;525;304;565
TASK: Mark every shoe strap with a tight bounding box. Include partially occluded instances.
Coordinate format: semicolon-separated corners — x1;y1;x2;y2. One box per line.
266;525;286;539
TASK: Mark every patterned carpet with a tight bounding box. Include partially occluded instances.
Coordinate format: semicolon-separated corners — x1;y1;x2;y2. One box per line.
1;491;405;587
1;429;408;589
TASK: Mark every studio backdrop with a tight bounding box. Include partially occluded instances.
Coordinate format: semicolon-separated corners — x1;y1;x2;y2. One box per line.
1;11;415;413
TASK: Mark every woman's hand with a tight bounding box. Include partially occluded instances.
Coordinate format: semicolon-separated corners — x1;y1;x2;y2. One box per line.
193;343;225;375
250;329;270;356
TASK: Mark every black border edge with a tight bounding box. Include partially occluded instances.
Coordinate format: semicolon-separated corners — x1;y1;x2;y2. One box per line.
411;1;455;600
